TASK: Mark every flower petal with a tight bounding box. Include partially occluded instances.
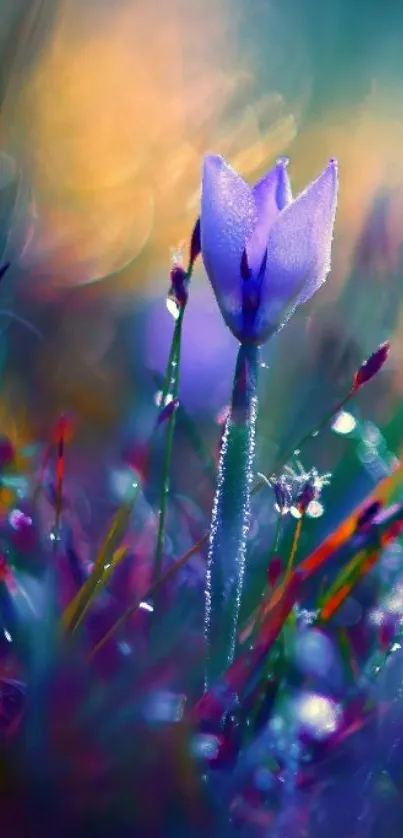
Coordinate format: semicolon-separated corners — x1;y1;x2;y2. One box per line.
200;154;257;333
253;156;292;214
246;158;292;276
257;159;338;337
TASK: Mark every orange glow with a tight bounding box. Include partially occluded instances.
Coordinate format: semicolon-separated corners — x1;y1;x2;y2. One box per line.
13;1;298;293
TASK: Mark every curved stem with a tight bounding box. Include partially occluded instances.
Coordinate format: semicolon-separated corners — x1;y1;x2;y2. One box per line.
205;342;259;688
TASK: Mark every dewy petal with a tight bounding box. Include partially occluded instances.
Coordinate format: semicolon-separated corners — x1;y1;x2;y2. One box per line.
256;159;338;337
253;156;292;213
200;154;257;334
246;158;292;276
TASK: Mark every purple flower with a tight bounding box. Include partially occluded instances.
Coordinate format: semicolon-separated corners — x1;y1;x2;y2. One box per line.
200;154;338;344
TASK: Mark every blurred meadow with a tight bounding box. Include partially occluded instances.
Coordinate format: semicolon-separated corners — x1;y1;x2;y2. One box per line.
1;4;403;836
0;0;402;563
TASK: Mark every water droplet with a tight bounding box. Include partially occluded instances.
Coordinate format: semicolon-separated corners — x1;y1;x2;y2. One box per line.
166;296;180;320
306;500;324;518
290;506;303;519
293;692;341;740
110;468;137;500
192;734;221;759
331;410;357;435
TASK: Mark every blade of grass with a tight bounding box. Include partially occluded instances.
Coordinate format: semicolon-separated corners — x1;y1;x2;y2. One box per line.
153;307;184;593
62;483;138;633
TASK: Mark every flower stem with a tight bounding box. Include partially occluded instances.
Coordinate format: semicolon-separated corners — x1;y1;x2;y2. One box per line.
272;511;283;554
205;342;259;688
156;389;356;589
91;476;403;659
153;308;184;592
284;514;304;588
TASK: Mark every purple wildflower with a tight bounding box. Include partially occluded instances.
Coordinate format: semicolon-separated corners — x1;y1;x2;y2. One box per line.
267;462;331;516
200;154;338;344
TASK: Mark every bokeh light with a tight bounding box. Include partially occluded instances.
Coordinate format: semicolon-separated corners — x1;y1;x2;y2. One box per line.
331;410;357;435
293;692;342;740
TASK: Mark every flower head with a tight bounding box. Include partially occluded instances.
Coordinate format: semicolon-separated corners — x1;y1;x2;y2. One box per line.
267;461;331;516
200;154;338;344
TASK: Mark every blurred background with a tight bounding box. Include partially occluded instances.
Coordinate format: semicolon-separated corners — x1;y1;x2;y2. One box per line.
0;0;402;572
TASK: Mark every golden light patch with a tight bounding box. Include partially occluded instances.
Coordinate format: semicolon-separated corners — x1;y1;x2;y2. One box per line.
12;1;299;293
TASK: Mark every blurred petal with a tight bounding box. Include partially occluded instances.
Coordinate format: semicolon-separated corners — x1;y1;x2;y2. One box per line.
200;154;257;331
246;157;292;275
257;159;338;335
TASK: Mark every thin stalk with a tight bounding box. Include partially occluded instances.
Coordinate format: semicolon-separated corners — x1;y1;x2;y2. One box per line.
53;415;67;549
63;483;138;634
152;370;217;485
205;342;259;688
139;388;360;592
283;514;304;588
272;512;283;553
91;487;403;657
153;307;184;590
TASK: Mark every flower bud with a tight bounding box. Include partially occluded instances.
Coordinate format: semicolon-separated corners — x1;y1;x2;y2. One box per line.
297;482;317;513
352;341;390;391
169;265;188;310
